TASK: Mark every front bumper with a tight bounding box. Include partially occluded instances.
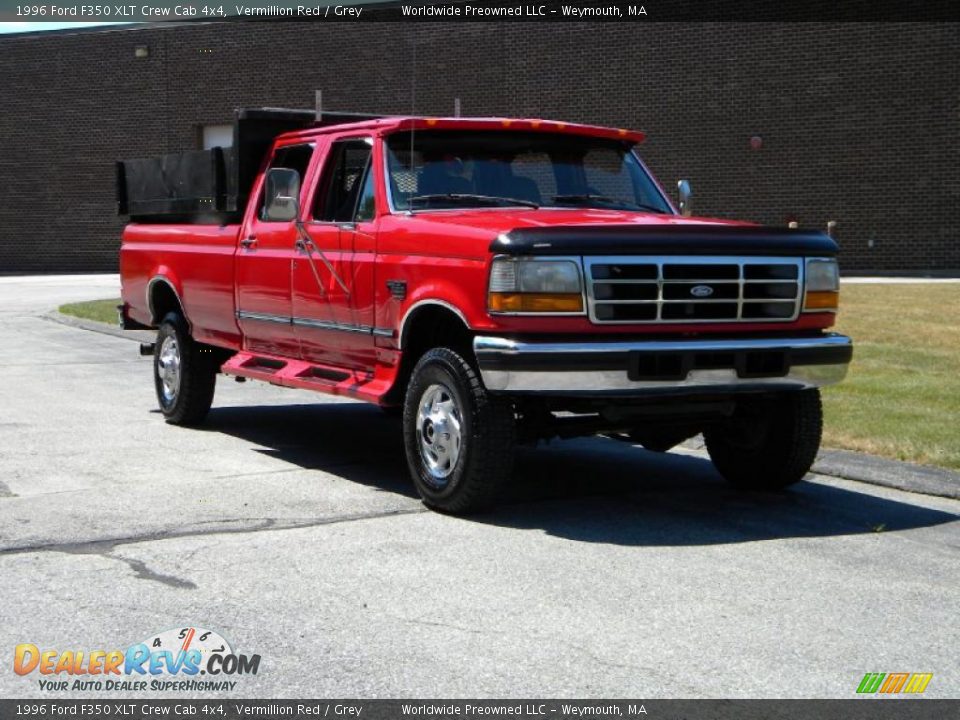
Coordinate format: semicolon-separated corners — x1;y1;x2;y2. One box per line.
473;333;853;395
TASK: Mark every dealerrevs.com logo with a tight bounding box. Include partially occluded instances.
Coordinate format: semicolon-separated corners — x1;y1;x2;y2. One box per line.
856;672;933;695
13;627;260;692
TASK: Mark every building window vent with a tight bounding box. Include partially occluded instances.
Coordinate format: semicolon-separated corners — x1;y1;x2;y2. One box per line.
201;124;233;150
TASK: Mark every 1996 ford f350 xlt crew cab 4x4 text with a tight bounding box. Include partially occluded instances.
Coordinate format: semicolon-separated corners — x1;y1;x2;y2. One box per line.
118;108;853;513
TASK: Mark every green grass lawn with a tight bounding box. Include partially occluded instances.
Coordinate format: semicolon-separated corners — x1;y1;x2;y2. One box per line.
59;298;121;325
823;283;960;470
58;285;960;471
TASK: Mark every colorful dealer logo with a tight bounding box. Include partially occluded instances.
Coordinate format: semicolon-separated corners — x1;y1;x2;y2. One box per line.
13;627;260;692
857;672;933;694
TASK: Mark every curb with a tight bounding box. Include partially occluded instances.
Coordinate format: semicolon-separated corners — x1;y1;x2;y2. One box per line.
680;438;960;501
42;311;153;343
812;448;960;501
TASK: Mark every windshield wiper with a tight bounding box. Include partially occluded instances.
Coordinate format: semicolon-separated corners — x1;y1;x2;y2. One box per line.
408;193;539;209
553;194;667;214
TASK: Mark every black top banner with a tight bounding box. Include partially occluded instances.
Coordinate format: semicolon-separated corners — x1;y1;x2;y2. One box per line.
1;0;958;24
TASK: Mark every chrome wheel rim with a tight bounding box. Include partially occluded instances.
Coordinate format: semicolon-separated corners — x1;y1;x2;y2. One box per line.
157;335;181;404
417;383;463;486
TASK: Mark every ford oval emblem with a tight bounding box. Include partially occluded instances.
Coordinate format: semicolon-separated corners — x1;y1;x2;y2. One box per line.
690;285;714;298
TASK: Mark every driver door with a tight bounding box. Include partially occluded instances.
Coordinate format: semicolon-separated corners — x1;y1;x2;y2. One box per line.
292;137;378;370
235;143;315;358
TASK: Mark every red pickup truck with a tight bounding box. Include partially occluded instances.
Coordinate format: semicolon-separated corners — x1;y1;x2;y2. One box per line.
119;109;852;513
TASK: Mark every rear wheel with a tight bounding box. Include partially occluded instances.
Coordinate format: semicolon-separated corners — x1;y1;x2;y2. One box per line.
153;312;217;426
704;389;822;490
403;347;515;514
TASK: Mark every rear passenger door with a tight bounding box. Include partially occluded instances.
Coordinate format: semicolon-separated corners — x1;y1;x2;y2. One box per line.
235;143;315;357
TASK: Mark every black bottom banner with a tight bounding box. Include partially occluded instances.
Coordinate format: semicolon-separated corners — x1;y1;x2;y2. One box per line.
2;700;957;720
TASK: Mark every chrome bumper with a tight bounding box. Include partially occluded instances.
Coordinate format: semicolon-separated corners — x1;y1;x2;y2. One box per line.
473;334;852;395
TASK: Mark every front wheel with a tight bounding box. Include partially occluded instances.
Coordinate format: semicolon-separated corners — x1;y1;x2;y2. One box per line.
704;389;823;490
403;347;515;514
154;312;217;426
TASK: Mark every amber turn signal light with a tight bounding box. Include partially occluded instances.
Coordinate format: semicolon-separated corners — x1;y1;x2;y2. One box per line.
488;292;584;313
803;290;839;311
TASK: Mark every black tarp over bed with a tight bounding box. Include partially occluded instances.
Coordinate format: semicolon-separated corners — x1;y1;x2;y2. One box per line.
116;108;382;223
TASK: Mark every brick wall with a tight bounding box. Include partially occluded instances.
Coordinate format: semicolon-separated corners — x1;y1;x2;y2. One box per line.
0;22;956;273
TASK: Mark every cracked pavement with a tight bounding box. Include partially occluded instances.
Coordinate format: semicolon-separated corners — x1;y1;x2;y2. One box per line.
1;274;958;698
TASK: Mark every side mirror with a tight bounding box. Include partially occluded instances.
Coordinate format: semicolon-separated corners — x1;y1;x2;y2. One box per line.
677;179;693;217
263;168;301;222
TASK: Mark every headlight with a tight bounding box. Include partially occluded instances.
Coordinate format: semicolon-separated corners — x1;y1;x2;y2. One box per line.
804;258;839;312
488;257;584;313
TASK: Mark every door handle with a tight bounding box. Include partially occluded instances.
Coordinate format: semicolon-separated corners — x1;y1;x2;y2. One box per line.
295;238;308;251
239;236;257;249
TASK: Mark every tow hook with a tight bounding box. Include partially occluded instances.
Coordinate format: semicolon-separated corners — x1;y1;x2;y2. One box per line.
139;342;156;357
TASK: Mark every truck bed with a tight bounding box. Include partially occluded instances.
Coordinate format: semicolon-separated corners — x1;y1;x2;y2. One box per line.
120;223;243;349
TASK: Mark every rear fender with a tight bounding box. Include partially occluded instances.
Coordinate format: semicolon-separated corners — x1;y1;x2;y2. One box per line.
147;269;187;328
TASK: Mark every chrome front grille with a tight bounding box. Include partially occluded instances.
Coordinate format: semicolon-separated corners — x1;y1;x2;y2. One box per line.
585;256;803;324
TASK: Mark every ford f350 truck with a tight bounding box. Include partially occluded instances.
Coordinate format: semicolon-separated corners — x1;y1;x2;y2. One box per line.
118;108;852;513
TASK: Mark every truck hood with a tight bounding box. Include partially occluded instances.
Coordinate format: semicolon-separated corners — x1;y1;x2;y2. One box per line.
407;209;838;257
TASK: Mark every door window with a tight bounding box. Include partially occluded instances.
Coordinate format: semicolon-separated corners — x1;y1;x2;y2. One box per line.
314;139;375;223
354;166;377;222
258;143;314;221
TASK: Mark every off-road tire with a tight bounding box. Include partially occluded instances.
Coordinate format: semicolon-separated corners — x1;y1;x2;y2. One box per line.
704;389;822;490
403;347;515;514
153;311;217;426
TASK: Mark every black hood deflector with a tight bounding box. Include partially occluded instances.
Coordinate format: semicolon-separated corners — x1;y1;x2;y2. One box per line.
491;224;838;257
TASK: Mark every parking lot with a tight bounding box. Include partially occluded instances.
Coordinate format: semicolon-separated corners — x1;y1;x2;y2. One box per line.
1;275;957;698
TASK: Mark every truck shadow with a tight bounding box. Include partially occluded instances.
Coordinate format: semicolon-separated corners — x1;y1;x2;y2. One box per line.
202;402;959;547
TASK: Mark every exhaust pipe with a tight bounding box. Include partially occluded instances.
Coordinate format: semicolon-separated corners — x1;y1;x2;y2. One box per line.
139;342;155;357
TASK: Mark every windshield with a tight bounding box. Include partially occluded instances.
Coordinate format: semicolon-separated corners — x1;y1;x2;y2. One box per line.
385;130;672;214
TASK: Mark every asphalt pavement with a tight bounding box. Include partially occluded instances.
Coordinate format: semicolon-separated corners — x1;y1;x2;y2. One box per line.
0;274;957;699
